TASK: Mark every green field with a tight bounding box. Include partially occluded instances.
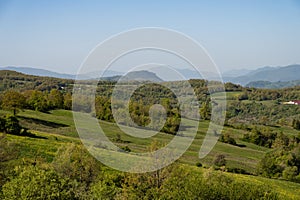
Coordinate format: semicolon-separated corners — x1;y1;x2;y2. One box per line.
9;109;267;172
2;109;300;199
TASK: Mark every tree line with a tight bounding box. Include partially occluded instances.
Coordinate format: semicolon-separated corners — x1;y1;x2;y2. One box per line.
0;89;72;114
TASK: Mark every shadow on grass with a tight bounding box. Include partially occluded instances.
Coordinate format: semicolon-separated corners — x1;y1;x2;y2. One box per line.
236;143;246;148
24;133;48;139
8;132;48;139
18;116;69;128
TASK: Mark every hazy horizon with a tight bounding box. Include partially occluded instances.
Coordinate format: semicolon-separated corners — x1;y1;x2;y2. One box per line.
1;63;300;75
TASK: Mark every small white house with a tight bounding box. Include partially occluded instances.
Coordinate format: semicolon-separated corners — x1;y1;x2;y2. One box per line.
283;100;300;105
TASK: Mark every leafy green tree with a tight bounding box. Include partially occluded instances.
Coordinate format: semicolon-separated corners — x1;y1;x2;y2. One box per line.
257;149;284;178
26;90;49;112
48;89;64;109
1;90;26;115
200;101;210;120
95;96;113;121
63;92;72;110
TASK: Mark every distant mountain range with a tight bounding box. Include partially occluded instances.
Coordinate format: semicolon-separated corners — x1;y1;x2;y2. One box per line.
223;65;300;85
103;70;163;82
1;66;76;79
1;64;300;88
0;66;212;81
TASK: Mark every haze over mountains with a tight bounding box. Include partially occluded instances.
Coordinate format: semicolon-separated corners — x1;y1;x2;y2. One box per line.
222;64;300;85
0;66;122;80
1;64;300;88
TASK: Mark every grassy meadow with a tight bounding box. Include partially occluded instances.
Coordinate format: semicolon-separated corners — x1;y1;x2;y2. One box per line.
1;108;300;199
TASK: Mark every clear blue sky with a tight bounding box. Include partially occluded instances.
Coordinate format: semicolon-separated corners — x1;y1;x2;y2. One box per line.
0;0;300;74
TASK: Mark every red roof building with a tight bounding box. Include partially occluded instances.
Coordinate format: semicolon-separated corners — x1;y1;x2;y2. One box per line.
293;100;300;105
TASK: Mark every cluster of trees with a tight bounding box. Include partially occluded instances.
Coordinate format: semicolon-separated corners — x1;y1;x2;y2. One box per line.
226;100;300;128
250;125;300;182
220;120;300;181
243;127;278;148
95;96;181;135
237;90;280;101
95;83;182;135
1;74;298;131
77;79;299;134
0;89;72;114
236;86;300;101
241;125;300;149
258;143;300;182
224;82;244;92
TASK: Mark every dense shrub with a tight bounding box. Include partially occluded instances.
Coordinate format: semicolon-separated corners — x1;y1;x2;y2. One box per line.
1;166;78;200
293;119;300;130
160;167;278;200
219;133;237;145
243;128;277;148
196;162;203;167
52;144;102;188
89;173;123;200
213;154;227;167
0;117;6;132
4;115;22;135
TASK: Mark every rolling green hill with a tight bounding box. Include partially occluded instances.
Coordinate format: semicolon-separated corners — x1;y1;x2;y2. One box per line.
1;109;300;199
0;70;73;92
